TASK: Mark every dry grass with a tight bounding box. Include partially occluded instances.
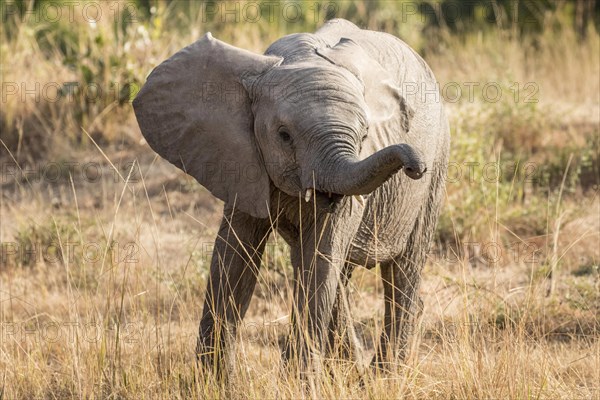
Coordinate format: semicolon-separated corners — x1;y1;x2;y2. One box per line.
1;171;598;398
1;1;599;399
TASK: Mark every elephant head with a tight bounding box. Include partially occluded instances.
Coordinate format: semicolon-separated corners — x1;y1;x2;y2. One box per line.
133;33;426;218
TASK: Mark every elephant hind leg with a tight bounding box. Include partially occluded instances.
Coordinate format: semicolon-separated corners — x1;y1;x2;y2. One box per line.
371;256;423;371
371;166;446;370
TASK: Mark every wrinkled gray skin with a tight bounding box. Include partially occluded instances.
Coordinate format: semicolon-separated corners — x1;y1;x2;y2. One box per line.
133;19;449;376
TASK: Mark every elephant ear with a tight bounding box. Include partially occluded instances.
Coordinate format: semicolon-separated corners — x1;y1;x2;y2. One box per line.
316;38;414;131
133;33;282;218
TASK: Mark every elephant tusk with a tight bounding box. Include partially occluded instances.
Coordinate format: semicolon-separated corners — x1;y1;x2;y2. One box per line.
354;195;365;206
304;188;313;203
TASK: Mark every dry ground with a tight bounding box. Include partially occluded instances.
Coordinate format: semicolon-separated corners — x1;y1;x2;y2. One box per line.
1;139;598;399
1;2;599;398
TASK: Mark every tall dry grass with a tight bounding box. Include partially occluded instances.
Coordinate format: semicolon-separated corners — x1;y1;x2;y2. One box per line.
1;1;599;399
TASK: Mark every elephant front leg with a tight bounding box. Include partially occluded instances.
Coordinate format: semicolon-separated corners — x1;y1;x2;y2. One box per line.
197;207;272;378
326;264;363;363
325;264;367;381
371;261;423;371
286;209;362;373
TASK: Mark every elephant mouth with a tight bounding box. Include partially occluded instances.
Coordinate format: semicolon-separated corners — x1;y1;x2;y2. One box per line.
304;188;343;202
302;188;364;213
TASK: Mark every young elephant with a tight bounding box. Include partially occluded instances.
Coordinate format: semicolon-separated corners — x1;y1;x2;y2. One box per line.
133;19;449;375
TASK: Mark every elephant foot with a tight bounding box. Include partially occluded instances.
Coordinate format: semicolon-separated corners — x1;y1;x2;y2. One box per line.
369;343;410;375
280;333;330;383
196;342;225;382
196;324;236;382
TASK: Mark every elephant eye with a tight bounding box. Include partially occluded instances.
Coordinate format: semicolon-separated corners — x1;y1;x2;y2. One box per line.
278;128;291;143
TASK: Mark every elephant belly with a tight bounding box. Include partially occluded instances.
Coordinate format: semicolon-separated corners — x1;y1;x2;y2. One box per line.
348;174;427;268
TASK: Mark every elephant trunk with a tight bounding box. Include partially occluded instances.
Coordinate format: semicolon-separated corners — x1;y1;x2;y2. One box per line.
310;144;427;196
